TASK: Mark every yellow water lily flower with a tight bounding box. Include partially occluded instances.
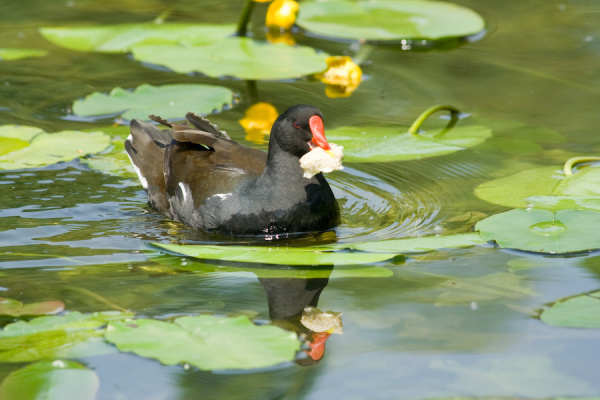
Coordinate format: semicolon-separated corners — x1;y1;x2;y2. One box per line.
266;0;299;31
317;56;363;98
239;102;279;144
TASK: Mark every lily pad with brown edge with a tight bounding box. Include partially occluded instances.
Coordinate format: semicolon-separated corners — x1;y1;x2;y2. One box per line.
0;125;110;170
105;315;300;370
475;208;600;254
39;23;235;53
131;37;329;80
540;291;600;329
0;298;64;317
72;83;234;122
0;360;99;400
0;48;48;60
475;159;600;210
296;0;485;42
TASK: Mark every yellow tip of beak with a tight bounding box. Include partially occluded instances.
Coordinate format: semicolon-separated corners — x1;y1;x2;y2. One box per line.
326;149;335;157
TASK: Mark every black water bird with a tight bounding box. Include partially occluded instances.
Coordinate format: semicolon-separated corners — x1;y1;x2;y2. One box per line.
125;105;340;236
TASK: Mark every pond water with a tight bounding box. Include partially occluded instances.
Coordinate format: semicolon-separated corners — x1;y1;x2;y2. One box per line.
2;0;600;399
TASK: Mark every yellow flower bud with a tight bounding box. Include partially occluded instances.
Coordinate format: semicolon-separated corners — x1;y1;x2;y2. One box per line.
239;102;279;144
266;0;299;31
317;56;363;98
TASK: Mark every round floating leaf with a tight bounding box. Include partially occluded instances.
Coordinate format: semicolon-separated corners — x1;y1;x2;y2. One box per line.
105;315;300;370
72;83;234;121
0;298;64;317
80;125;136;177
0;360;99;400
131;37;329;80
0;48;47;60
541;291;600;329
475;164;600;209
0;126;110;170
327;124;491;162
296;0;485;41
0;311;132;362
152;243;397;265
475;208;600;254
40;23;235;53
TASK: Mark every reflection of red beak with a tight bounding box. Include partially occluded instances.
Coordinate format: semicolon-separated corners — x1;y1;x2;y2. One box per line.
309;115;332;152
307;331;332;361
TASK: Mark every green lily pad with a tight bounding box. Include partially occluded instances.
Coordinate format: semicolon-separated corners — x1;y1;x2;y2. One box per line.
105;315;300;370
80;125;135;177
40;23;235;53
152;243;397;265
131;37;329;80
0;125;111;170
0;311;132;362
296;0;485;41
327;124;491;162
0;298;64;317
475;208;600;254
151;255;394;279
540;291;600;329
342;233;485;253
0;360;99;400
475;164;600;210
0;48;48;60
72;83;234;121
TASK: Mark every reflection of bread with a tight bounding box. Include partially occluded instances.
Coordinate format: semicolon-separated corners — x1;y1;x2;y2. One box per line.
300;143;343;179
301;306;343;334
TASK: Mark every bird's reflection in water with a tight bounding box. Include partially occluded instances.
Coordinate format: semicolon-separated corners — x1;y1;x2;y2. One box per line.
258;268;342;365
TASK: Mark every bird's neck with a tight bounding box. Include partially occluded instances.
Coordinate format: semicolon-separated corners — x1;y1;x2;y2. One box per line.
262;142;308;183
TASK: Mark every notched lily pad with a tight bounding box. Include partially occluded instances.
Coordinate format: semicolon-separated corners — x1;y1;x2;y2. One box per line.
0;298;64;317
0;125;110;170
296;0;485;41
475;162;600;210
131;37;329;80
105;315;300;370
476;208;600;254
0;360;99;400
152;242;397;266
40;23;235;53
327;124;491;162
0;48;48;60
72;83;234;121
541;291;600;329
80;125;135;177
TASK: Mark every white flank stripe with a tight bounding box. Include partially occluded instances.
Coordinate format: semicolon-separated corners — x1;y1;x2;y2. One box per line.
178;182;189;202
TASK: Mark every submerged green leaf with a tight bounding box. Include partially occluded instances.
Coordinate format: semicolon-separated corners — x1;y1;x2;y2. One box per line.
40;23;235;53
0;126;110;170
152;242;397;265
296;0;485;41
0;360;99;400
541;291;600;329
72;83;234;121
0;298;64;317
0;311;132;362
0;48;47;60
131;37;329;80
344;233;485;253
105;315;300;370
327;124;491;162
476;208;600;254
475;164;600;210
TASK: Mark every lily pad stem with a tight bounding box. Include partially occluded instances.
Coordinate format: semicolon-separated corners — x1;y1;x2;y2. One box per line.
154;9;172;24
563;156;600;176
408;105;461;136
237;0;256;37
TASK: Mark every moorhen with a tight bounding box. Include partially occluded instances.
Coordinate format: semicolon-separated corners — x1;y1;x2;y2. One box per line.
125;105;342;236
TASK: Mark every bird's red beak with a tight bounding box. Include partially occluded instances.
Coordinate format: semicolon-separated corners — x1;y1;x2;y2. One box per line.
309;115;332;152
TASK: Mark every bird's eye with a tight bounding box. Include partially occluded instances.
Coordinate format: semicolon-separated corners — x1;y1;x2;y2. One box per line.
293;120;301;130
